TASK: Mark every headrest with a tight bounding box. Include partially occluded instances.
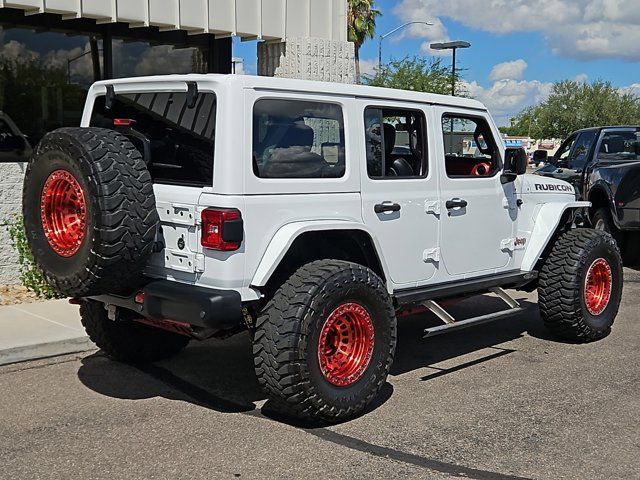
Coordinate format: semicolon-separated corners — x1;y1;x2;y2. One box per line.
383;123;396;157
277;121;314;149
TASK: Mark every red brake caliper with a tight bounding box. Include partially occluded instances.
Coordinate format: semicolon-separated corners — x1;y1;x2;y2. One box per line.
317;303;375;387
584;258;613;316
40;170;87;257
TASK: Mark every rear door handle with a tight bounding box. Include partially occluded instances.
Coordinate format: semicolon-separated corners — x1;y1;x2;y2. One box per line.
445;198;468;209
374;202;401;214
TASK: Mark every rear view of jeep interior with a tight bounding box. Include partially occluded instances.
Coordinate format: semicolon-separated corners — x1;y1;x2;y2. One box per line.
442;114;499;177
91;91;216;187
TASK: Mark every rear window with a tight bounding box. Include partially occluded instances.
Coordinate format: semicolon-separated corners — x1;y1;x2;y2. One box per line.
599;130;640;161
90;91;216;187
252;99;346;179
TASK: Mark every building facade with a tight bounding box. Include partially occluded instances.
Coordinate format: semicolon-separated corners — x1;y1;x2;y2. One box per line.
0;0;353;284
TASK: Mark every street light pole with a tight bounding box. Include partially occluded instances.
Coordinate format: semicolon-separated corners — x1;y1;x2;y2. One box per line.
378;21;433;72
430;41;471;96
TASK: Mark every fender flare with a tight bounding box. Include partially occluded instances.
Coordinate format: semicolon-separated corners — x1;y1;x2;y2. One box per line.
250;220;393;293
587;182;620;227
521;201;591;272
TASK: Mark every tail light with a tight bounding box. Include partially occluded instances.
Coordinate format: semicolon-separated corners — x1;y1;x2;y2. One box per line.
114;118;135;127
201;208;243;251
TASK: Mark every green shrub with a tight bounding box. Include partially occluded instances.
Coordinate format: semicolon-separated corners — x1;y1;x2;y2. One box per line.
3;216;63;299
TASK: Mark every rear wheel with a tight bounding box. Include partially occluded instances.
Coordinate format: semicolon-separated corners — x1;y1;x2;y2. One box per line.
253;260;396;422
80;300;190;363
538;229;623;342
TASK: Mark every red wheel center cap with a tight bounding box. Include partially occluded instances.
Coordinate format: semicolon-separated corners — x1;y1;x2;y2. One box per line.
40;170;87;257
584;258;612;316
318;303;375;387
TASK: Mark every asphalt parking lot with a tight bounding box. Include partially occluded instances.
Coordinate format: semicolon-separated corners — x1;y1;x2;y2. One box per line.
1;267;638;480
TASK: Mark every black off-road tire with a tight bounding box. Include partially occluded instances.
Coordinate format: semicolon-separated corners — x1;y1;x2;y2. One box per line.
80;300;190;363
538;229;623;342
23;127;159;297
592;207;623;244
253;260;396;423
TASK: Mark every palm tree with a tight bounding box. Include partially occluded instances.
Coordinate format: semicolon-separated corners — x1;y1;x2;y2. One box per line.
347;0;381;84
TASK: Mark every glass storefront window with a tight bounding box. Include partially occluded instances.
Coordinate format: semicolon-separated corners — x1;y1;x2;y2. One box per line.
112;40;207;78
0;26;102;161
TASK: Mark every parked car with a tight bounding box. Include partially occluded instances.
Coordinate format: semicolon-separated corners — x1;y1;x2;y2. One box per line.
21;75;623;422
534;126;640;263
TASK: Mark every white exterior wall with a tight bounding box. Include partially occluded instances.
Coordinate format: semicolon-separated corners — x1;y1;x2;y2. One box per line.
0;163;25;284
258;37;355;84
0;0;347;41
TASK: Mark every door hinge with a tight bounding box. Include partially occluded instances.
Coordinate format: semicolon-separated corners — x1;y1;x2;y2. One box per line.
195;253;205;273
425;200;441;216
423;247;440;263
500;238;514;252
502;197;517;210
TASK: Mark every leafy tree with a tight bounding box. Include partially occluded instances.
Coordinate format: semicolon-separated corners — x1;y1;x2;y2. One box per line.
364;56;464;96
347;0;381;84
505;80;640;139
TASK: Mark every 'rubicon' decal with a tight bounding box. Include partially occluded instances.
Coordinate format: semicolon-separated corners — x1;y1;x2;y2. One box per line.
534;183;573;193
514;237;527;247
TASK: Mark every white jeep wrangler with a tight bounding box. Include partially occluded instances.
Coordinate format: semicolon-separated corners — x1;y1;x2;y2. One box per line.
23;75;623;422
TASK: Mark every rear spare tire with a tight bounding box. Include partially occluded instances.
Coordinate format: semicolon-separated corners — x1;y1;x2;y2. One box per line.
23;127;159;297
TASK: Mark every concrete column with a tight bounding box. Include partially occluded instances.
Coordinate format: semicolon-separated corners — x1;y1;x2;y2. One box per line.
258;37;355;84
0;163;26;285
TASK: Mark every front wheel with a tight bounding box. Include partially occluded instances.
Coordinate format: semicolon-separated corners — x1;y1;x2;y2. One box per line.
253;260;396;423
538;229;623;342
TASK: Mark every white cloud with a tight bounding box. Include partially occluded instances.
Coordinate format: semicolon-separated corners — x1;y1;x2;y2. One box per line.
394;0;640;61
134;45;195;76
0;40;38;62
489;59;528;82
464;78;553;126
573;73;589;83
624;83;640;96
358;58;378;77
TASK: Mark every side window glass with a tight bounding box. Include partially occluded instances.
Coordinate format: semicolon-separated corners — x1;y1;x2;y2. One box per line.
598;131;640;161
569;131;598;170
252;99;345;179
442;115;499;178
364;107;427;179
554;135;576;165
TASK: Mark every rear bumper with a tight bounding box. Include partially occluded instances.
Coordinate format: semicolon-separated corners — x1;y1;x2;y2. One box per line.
89;280;242;330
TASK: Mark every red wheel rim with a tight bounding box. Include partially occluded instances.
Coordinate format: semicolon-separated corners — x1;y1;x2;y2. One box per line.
584;258;612;316
40;170;87;257
318;302;375;387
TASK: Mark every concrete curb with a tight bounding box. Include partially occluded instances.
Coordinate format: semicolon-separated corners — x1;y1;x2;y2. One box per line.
0;336;96;367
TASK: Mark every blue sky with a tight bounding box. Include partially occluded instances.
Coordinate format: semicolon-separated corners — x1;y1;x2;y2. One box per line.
233;0;639;125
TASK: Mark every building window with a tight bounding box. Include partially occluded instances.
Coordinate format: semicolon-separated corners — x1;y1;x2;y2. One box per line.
364;107;427;178
112;40;208;78
0;26;103;161
252;99;346;179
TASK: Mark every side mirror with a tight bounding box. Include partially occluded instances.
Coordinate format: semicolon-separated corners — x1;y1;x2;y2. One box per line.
501;147;527;183
533;149;548;163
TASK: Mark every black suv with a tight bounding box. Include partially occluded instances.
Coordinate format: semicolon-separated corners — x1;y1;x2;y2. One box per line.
534;126;640;263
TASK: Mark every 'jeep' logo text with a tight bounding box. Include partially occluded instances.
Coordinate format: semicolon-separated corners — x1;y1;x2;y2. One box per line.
534;183;573;193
